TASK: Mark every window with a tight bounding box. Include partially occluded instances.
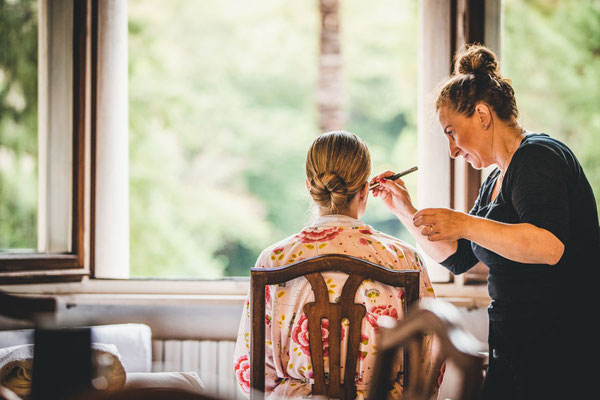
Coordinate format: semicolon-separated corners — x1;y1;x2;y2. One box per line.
1;0;39;253
3;1;533;303
503;0;600;209
0;0;90;283
127;0;419;278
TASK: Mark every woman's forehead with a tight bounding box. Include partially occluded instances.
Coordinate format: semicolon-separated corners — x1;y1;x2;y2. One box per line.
438;106;458;125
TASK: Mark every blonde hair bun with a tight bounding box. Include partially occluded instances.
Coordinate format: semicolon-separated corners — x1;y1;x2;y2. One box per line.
306;131;371;215
310;172;349;212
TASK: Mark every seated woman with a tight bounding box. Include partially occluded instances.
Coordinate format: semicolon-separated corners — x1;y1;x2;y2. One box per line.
233;131;436;399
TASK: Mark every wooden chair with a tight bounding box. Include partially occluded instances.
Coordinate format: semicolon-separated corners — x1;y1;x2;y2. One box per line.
250;254;419;400
368;298;485;400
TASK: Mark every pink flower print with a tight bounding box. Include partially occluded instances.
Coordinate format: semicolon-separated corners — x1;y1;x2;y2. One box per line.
273;247;284;255
291;315;344;357
360;334;369;345
265;285;271;304
359;229;373;235
437;360;446;389
266;314;272;326
291;315;312;356
296;227;343;243
366;305;399;331
271;247;286;261
234;355;250;393
359;238;370;246
359;334;370;360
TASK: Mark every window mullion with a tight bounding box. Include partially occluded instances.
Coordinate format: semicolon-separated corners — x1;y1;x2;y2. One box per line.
38;0;74;254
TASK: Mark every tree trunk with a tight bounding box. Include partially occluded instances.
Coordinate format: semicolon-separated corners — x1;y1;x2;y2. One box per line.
317;0;344;133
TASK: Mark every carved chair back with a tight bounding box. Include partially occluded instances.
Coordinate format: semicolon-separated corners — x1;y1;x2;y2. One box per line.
368;299;485;400
250;254;419;400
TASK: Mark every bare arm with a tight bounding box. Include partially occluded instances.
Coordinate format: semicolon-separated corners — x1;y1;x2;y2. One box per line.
371;173;458;263
413;208;565;265
372;172;564;265
396;208;458;263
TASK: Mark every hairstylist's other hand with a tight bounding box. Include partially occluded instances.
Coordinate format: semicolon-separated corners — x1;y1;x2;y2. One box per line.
412;208;468;241
370;170;417;220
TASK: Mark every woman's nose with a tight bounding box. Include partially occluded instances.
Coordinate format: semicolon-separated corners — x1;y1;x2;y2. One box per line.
448;142;460;159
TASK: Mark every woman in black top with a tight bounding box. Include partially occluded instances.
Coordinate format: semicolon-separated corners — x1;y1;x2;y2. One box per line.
372;45;598;399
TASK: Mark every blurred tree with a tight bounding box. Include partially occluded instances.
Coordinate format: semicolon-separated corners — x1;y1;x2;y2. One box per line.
127;0;420;278
317;0;345;132
342;0;419;242
127;0;597;278
4;0;595;276
128;0;317;277
504;0;600;211
0;0;38;251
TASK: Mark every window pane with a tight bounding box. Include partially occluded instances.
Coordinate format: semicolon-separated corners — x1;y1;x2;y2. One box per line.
343;0;418;245
503;0;600;209
128;0;418;278
0;0;38;253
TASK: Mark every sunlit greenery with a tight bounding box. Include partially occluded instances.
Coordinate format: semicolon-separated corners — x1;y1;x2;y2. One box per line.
128;0;418;277
1;0;598;275
0;0;37;251
504;0;600;211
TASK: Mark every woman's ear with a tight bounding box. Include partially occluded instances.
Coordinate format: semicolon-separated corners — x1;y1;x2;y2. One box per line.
360;181;369;199
305;178;311;191
475;103;492;130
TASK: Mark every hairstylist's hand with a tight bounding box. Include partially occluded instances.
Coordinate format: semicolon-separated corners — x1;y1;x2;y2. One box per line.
370;170;417;220
412;208;469;241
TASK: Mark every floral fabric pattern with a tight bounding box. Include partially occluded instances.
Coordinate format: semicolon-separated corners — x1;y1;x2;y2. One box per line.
366;304;399;332
291;315;345;357
233;214;436;399
234;355;251;394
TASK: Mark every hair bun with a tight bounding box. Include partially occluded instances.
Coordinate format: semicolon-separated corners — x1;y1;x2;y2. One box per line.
455;44;499;76
309;171;349;212
316;172;347;195
305;131;371;214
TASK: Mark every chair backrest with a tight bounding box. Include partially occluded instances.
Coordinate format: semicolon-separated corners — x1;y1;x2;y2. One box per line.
250;254;419;400
368;298;485;400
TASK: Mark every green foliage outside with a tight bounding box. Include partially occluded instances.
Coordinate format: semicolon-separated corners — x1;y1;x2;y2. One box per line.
128;0;419;277
504;0;600;212
0;0;37;251
1;0;598;274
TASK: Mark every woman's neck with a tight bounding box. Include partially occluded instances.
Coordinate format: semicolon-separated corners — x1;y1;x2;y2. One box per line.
319;208;359;220
319;195;362;220
494;124;525;173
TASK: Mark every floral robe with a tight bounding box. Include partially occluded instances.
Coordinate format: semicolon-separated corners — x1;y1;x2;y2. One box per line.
233;214;436;399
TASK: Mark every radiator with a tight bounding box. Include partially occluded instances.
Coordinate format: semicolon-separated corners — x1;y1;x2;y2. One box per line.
152;339;245;399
